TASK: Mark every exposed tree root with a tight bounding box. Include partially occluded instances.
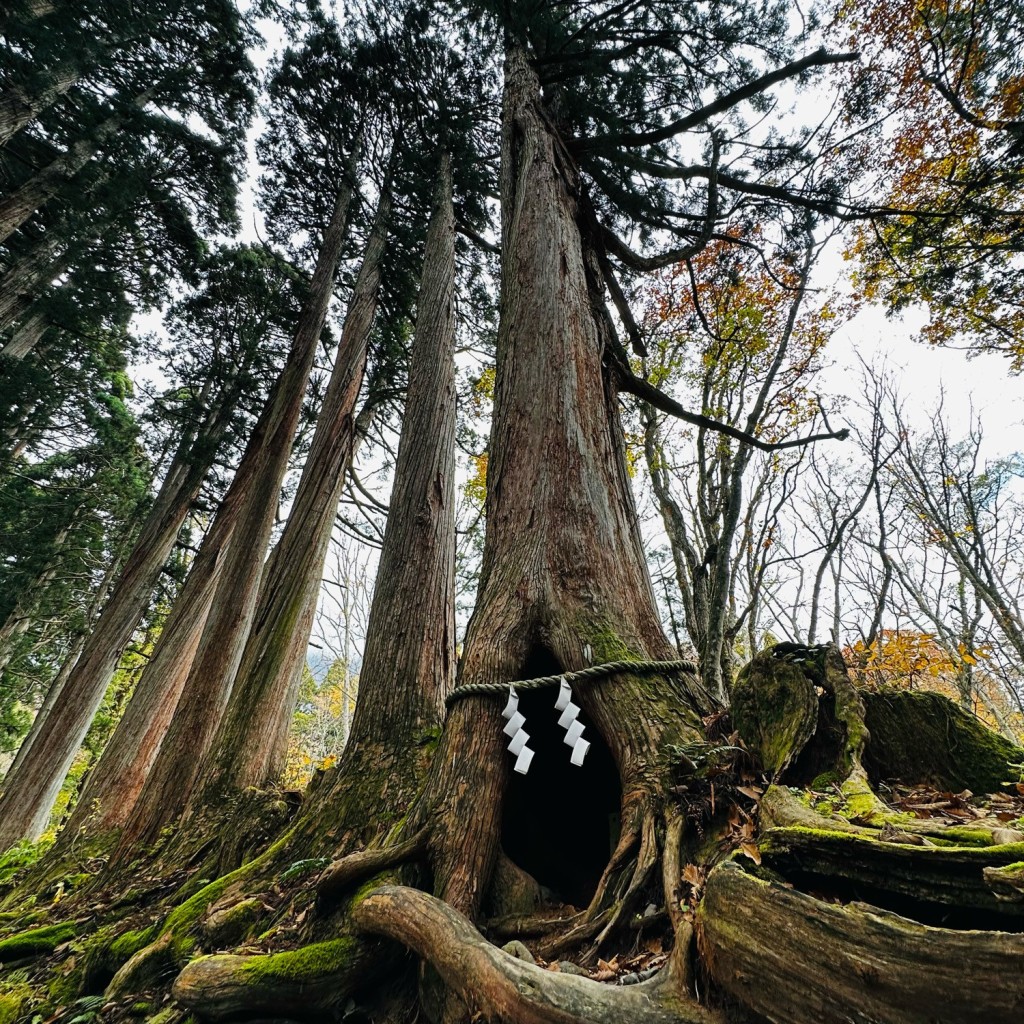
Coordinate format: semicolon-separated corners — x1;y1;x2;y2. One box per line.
352;884;723;1024
699;860;1024;1024
759;825;1024;925
171;936;386;1020
315;827;428;901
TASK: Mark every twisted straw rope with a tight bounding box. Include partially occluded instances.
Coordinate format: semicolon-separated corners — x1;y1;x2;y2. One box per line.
446;658;700;706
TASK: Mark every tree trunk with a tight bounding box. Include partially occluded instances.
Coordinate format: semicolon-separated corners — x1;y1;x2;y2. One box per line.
0;233;66;333
0;97;143;245
0;308;49;361
168;154;460;1016
0;418;228;849
188;186;391;808
0;60;81;149
56;531;223;843
422;48;709;956
1;542;119;782
114;163;358;857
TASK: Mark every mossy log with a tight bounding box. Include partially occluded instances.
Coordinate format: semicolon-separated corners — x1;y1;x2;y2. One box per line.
861;689;1024;793
351;884;723;1024
0;921;77;962
699;860;1024;1024
171;937;384;1020
759;826;1024;925
985;862;1024;902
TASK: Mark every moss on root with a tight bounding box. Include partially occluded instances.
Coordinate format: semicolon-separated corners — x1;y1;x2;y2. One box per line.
0;921;77;961
241;937;358;984
862;688;1024;793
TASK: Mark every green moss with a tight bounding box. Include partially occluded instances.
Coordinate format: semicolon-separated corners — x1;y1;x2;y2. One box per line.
0;839;51;886
583;623;638;664
160;833;290;956
0;921;77;961
938;827;999;847
0;989;28;1024
731;653;817;777
350;872;391;907
417;726;442;753
242;938;357;983
110;926;157;961
862;688;1024;793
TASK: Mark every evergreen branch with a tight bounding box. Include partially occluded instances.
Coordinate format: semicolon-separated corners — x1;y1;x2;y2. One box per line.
576;48;859;151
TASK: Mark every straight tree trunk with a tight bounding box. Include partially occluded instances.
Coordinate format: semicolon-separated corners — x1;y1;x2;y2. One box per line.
0;308;49;361
295;154;459;850
0;61;81;149
0;233;66;332
3;527;122;782
58;546;223;843
0;95;144;245
189;186;391;805
0;521;72;670
115;163;359;857
0;413;230;849
423;49;709;941
170;159;461;1017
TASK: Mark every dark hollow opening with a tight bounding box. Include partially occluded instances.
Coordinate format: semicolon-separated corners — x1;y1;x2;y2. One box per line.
788;690;845;787
500;645;622;909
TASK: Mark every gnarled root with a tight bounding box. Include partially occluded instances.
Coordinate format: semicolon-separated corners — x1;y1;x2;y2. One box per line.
698;860;1024;1024
315;827;428;901
352;884;723;1024
172;936;386;1020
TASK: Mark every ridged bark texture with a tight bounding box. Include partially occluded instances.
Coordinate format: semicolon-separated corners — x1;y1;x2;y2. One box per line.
345;157;456;750
0;61;80;148
0;233;66;333
58;533;222;841
0;309;49;360
425;48;705;921
191;186;392;802
294;155;458;860
0;96;141;244
116;167;357;856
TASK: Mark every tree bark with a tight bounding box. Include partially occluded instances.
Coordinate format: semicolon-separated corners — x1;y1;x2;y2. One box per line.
0;232;67;333
0;97;144;245
166;156;460;1021
699;860;1024;1024
0;415;230;849
114;161;358;857
422;49;709;953
0;61;81;149
182;188;390;812
57;537;222;843
0;308;49;361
